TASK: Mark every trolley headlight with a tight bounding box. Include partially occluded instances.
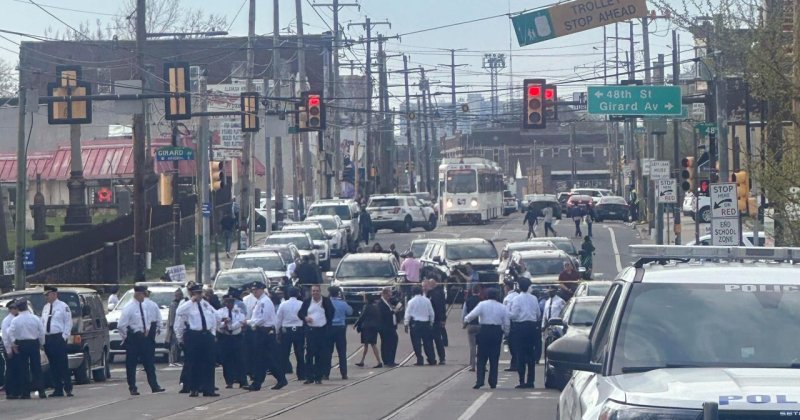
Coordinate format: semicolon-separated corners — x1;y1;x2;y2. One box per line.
470;199;478;207
446;199;453;208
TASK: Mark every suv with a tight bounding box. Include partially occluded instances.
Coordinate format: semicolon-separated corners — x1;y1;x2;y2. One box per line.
1;287;111;384
107;283;183;363
502;249;580;297
281;222;332;270
247;244;302;269
327;253;403;316
213;268;272;296
571;188;612;205
550;245;800;419
264;231;319;266
366;194;437;233
306;199;360;252
230;250;288;286
305;215;348;257
420;238;499;284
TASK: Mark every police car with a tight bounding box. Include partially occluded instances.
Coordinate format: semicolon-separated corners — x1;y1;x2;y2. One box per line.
550;245;800;419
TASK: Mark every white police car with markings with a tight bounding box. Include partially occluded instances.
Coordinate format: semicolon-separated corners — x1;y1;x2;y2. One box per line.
550;245;800;420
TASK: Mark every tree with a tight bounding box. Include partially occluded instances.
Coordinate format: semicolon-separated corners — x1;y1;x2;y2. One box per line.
114;0;227;39
0;59;17;98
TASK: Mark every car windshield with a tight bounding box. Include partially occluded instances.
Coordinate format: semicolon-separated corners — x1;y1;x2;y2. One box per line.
550;240;577;255
285;226;325;241
568;300;603;325
369;198;400;207
520;257;568;276
446;169;477;193
507;243;553;252
611;282;800;373
214;272;266;290
231;255;285;271
336;260;395;278
265;235;312;249
308;205;351;220
115;290;175;311
310;218;337;230
410;242;429;258
445;243;498;260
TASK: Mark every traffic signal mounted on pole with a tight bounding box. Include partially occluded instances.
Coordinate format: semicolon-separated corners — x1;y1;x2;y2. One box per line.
299;91;325;131
544;84;558;121
404;162;410;173
681;156;695;193
47;65;92;125
241;92;260;132
164;62;192;121
209;161;225;191
731;170;750;214
523;79;546;129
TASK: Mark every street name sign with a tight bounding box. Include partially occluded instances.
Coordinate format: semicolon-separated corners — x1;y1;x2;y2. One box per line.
696;122;718;136
512;0;648;46
649;160;670;180
657;178;677;203
212;148;243;160
710;182;739;219
587;85;682;116
156;146;195;162
711;218;740;246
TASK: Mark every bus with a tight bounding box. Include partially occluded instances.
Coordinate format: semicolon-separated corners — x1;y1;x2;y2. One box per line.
438;158;504;225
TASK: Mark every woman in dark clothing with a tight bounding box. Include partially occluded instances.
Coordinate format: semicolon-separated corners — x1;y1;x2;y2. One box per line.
353;294;383;368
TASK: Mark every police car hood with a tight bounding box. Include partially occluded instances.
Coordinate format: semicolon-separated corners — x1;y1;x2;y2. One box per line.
612;368;800;410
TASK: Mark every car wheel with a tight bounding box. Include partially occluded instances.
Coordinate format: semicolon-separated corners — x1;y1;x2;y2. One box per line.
75;349;92;385
699;206;712;223
402;216;412;233
424;215;437;231
92;348;109;382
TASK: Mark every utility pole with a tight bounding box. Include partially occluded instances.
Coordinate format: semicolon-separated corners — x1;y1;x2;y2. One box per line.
171;122;181;265
14;74;26;289
438;49;466;134
295;0;314;209
672;29;682;245
240;0;255;244
402;55;415;193
133;0;147;281
415;95;424;192
272;0;283;226
377;35;387;193
196;75;210;284
419;69;432;193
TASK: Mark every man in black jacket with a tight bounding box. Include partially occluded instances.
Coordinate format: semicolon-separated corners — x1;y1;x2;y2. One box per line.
297;285;335;384
426;280;447;364
377;287;402;367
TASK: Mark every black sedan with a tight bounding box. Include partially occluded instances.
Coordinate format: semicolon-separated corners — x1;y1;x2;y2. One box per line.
543;296;604;389
593;196;630;222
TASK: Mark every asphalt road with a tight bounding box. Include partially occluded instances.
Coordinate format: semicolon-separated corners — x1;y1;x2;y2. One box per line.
1;211;644;420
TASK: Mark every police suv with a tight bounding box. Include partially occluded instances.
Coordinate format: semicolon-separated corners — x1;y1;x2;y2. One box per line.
550;245;800;420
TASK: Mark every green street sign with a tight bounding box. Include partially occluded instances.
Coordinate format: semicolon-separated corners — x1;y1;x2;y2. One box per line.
155;146;195;162
512;10;557;46
588;85;682;116
695;122;718;136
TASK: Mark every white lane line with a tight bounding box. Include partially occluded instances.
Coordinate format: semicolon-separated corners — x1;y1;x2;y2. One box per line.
205;388;304;419
457;391;492;420
607;226;623;273
37;398;130;420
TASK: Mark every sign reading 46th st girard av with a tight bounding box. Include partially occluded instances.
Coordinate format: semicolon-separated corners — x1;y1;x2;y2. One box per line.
512;0;648;46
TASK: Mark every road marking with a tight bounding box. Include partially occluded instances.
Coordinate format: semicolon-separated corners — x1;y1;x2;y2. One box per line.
607;226;623;273
37;398;131;420
457;391;492;420
206;388;303;419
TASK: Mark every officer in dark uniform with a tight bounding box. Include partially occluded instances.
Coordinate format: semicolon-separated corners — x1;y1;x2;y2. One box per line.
175;284;219;397
508;278;540;388
464;289;510;390
245;281;288;391
117;285;164;395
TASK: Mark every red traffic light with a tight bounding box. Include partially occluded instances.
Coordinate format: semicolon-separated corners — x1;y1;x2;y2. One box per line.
545;88;554;100
528;86;541;97
308;95;320;106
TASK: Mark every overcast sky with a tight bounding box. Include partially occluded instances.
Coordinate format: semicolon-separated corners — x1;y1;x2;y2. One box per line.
0;0;683;109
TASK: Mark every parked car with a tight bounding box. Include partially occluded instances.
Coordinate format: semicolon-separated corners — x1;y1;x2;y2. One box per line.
1;287;111;384
305;215;348;257
281;222;332;270
407;238;436;260
570;188;612;205
213;268;273;295
107;283;182;363
566;194;594;212
420;238;500;285
306;199;361;252
230;250;288;287
503;250;582;297
556;192;571;213
503;190;518;216
366;194;437;233
525;194;563;219
543;296;604;389
528;237;580;268
573;280;613;297
327;253;403;316
264;231;319;266
594;196;630;222
497;241;558;277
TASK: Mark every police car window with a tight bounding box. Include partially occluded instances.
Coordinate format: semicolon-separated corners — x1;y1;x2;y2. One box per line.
568;300;603;326
591;284;623;365
610;282;800;374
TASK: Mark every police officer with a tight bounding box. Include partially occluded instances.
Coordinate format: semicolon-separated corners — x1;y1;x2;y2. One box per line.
463;289;510;390
118;285;164;395
502;281;519;372
40;286;73;397
175;284;219;397
377;287;402;367
7;299;46;399
327;286;353;380
508;278;540;389
2;299;20;399
216;294;247;389
245;281;288;391
426;280;447;365
403;286;435;366
298;284;334;384
276;287;306;381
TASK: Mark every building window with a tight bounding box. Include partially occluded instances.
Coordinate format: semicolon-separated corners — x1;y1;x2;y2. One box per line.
552;148;560;158
580;147;595;157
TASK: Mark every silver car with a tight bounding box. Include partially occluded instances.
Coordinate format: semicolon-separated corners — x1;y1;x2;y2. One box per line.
305;215;348;257
281;222;332;271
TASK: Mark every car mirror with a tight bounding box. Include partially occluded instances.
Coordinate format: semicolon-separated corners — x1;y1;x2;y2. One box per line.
547;317;564;327
546;334;600;373
81;305;92;317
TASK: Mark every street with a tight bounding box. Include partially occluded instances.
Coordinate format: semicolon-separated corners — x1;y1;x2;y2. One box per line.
1;212;644;420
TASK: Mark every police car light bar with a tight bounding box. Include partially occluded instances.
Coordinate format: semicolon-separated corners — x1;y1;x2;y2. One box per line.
629;245;800;262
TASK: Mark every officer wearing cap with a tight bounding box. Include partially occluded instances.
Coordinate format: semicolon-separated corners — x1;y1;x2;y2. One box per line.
464;289;510;390
40;286;73;397
118;285;164;395
8;299;46;399
508;277;540;389
2;299;20;399
244;281;288;391
216;294;247;388
175;283;219;397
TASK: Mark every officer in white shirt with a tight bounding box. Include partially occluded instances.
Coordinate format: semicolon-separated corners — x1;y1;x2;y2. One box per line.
508;278;540;389
464;289;510;390
245;281;288;391
118;285;164;395
541;287;566;329
8;299;46;399
502;281;520;372
175;284;219;397
216;294;247;388
403;286;436;366
2;300;20;399
297;284;334;384
276;287;306;381
40;286;73;397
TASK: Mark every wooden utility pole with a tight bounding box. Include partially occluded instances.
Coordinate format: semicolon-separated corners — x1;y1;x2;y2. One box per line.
14;72;26;289
272;0;284;224
402;55;415;192
295;0;314;209
133;0;147;281
241;0;255;242
420;68;432;193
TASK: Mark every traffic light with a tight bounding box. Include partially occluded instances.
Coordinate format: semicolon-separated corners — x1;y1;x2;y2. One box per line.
159;173;173;205
47;66;92;125
698;179;710;197
523;79;546;129
731;170;750;214
302;91;325;130
680;156;695;193
209;160;225;191
164;62;191;120
544;84;558;121
241;92;260;132
404;162;410;173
